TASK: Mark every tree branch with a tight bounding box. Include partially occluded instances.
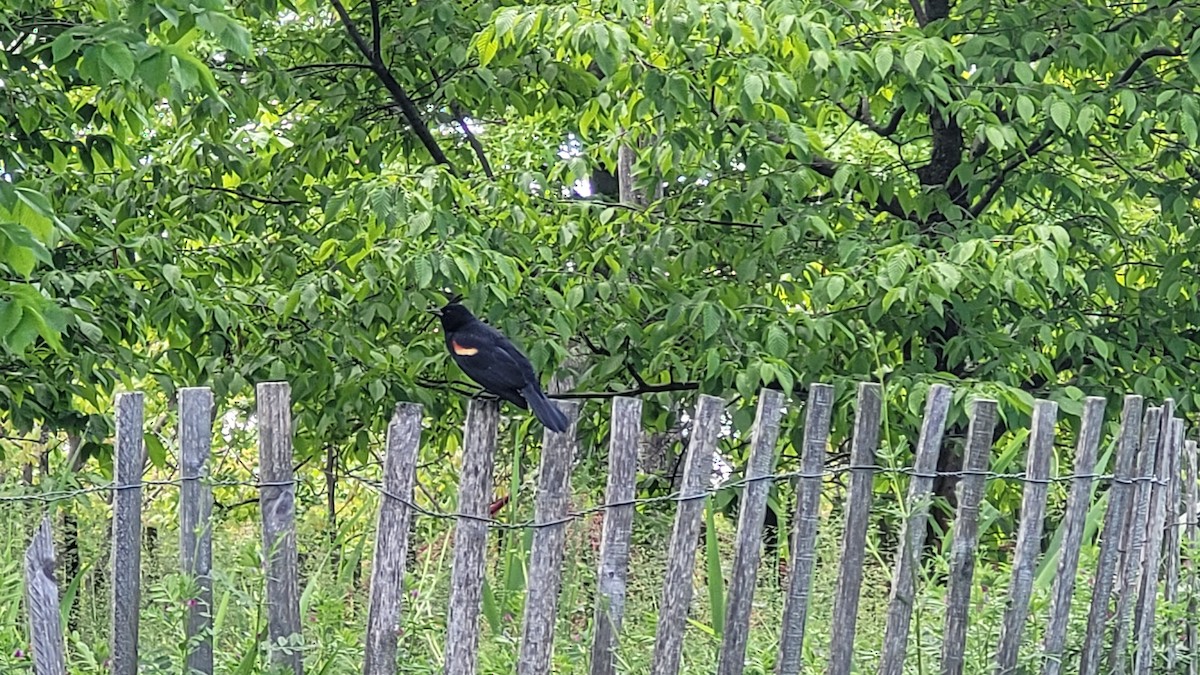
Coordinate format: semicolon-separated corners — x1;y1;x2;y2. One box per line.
286;62;373;74
809;156;916;221
450;104;494;179
196;185;307;206
431;67;494;180
909;0;928;25
839;98;907;137
969;43;1182;218
416;377;484;398
369;0;382;63
969;130;1055;217
1112;46;1178;87
549;381;699;399
328;0;455;171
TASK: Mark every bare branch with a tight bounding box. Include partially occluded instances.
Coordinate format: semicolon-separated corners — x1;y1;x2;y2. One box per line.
549;381;700;399
286;62;373;73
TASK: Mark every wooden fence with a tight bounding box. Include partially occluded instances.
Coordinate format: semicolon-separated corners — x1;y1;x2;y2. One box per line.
13;380;1200;675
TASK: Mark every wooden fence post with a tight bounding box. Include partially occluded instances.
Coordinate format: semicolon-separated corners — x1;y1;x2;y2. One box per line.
1041;396;1106;675
650;394;724;675
825;383;883;675
993;399;1058;674
716;389;786;675
179;387;215;675
1133;400;1175;675
589;396;643;675
444;398;500;675
363;403;424;675
939;398;999;675
1186;438;1198;675
1108;405;1162;672
876;383;952;675
111;391;144;675
258;381;304;674
1164;417;1185;671
776;383;835;675
24;517;66;675
517;401;583;675
1078;394;1143;675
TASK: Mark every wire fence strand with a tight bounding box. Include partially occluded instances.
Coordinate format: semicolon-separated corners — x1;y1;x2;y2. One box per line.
0;465;1169;531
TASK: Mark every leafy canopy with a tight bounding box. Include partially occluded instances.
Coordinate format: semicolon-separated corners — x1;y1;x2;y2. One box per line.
2;0;1198;472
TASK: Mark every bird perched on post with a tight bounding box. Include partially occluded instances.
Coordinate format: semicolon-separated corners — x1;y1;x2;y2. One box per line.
430;301;570;433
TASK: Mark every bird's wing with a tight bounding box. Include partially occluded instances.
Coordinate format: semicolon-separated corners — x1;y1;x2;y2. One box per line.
450;325;534;387
494;334;540;383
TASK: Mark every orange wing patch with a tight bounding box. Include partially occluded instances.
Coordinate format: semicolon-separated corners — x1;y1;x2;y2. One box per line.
452;340;479;356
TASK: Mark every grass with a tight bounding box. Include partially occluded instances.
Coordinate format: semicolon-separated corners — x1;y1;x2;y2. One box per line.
0;453;1189;674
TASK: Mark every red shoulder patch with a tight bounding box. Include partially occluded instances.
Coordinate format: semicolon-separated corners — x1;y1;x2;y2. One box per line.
452;339;479;356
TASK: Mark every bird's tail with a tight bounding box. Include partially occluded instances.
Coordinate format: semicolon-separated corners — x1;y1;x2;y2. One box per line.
522;384;571;434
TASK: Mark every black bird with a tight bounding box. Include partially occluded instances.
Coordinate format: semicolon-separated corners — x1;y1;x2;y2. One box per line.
430;301;570;433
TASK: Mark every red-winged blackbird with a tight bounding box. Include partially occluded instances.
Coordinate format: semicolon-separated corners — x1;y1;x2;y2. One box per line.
430;301;570;433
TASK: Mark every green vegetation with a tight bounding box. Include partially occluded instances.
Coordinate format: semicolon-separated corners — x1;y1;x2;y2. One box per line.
1;0;1198;669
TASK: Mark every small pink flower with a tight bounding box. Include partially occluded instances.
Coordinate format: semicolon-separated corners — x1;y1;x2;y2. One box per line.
13;648;26;659
186;598;198;608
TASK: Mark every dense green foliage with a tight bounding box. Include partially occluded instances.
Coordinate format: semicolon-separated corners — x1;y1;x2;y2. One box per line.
2;0;1200;669
4;0;1199;462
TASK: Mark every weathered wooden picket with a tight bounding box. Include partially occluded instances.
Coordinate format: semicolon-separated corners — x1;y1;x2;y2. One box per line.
15;380;1200;675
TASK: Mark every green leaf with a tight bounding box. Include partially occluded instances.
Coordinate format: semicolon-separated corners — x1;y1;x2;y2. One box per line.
1182;113;1199;146
6;311;39;353
51;32;77;63
566;285;583;309
146;434;167;468
1050;101;1072;133
477;33;499;66
102;42;136;80
1118;88;1138;119
766;325;788;358
702;303;720;340
163;264;182;288
7;245;36;277
826;275;846;302
874;48;894;77
985;126;1006;151
324;191;350;223
744;73;764;104
0;299;19;339
408;211;432;236
1012;61;1034;85
414;257;433;288
775;365;794;396
314;239;338;263
1016;95;1035;123
1077;106;1095;136
903;48;923;75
